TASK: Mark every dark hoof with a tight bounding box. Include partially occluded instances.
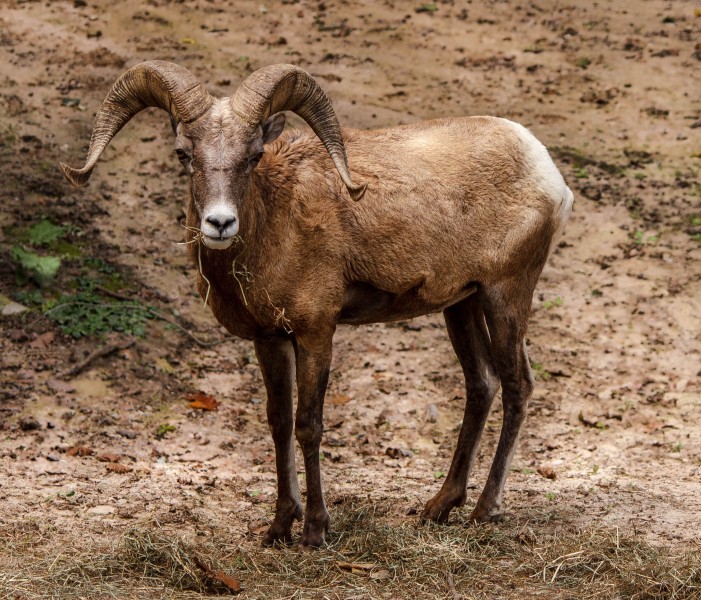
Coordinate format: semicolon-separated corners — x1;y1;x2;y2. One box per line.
468;507;502;524
261;503;304;547
299;513;329;549
420;492;466;524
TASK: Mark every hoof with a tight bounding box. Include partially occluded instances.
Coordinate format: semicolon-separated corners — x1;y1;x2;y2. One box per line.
420;492;466;524
468;506;502;524
299;513;329;548
261;502;304;547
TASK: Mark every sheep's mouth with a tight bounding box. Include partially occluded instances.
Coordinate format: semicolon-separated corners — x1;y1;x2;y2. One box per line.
201;235;236;250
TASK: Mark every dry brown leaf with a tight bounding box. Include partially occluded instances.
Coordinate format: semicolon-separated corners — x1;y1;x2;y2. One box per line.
67;445;93;457
30;331;55;349
96;453;121;463
194;557;241;593
187;392;218;411
537;466;557;480
327;393;351;406
105;462;132;473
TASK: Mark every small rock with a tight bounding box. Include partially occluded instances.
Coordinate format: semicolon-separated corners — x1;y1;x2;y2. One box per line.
1;299;28;317
88;505;115;515
386;446;413;458
47;379;76;394
116;429;137;439
425;404;439;423
19;416;41;431
105;463;133;474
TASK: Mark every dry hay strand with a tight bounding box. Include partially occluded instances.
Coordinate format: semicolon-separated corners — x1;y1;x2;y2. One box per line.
0;525;234;599
1;502;700;599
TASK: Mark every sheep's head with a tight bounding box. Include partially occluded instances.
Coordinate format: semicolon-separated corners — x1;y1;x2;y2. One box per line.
171;104;287;249
60;61;366;250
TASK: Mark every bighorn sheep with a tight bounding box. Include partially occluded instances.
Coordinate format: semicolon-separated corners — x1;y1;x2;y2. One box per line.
61;61;573;548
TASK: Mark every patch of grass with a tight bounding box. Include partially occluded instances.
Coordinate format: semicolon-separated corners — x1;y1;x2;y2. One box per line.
631;230;660;246
543;296;564;310
2;502;700;599
531;361;552;381
576;56;592;69
155;423;176;439
416;3;438;13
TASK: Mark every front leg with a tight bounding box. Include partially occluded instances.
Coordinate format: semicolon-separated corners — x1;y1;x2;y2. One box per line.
294;331;334;548
254;336;303;546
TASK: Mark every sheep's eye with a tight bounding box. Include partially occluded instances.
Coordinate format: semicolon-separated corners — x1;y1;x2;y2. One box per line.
175;148;190;162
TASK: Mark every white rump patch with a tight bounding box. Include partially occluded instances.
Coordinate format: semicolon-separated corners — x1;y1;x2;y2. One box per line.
503;119;574;252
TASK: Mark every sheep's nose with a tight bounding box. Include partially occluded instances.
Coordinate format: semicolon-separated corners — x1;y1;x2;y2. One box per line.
205;213;237;235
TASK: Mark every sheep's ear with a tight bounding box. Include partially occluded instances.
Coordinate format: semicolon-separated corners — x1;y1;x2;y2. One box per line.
170;115;179;135
262;112;286;144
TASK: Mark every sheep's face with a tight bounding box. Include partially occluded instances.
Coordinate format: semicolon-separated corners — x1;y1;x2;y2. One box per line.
176;101;286;250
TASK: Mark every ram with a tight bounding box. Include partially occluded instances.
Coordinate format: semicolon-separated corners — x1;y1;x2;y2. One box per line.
61;61;573;548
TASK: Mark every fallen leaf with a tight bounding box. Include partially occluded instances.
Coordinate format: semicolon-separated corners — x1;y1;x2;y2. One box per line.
327;393;352;405
30;331;55;349
155;357;175;373
67;445;94;457
105;462;132;473
97;453;121;463
537;466;557;480
194;557;241;593
187;392;218;411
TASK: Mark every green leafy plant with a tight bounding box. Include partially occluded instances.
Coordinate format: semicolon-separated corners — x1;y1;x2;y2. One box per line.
10;246;61;288
27;220;65;246
45;279;154;339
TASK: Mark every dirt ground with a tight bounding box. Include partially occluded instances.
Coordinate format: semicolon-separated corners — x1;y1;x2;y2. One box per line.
1;0;700;598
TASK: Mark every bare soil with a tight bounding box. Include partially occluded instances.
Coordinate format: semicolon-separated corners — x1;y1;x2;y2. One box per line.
1;1;700;598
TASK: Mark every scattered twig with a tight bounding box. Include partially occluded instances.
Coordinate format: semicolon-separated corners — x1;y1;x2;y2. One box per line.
94;284;135;302
59;338;136;379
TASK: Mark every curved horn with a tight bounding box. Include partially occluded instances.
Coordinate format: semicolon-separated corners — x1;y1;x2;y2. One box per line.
230;64;367;201
60;60;213;187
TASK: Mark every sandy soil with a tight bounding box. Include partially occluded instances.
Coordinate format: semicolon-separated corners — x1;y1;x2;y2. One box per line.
1;0;700;597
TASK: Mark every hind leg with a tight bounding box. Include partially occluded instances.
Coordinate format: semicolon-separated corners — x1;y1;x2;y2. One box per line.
469;280;535;523
421;292;501;523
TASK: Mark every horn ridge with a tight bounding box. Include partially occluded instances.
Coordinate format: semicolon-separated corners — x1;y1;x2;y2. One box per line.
60;60;212;187
231;64;367;200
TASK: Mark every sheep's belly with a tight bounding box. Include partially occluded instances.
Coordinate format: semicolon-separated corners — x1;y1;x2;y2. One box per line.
338;281;477;325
